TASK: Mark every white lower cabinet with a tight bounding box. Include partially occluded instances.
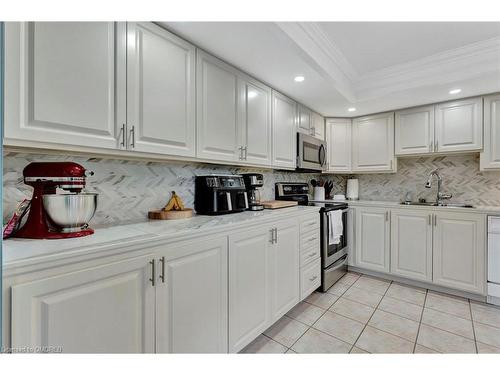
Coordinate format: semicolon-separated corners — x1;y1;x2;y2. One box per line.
433;212;486;294
155;237;228;353
355;207;390;273
228;226;272;353
11;254;156;353
228;219;300;353
270;220;300;321
391;209;433;282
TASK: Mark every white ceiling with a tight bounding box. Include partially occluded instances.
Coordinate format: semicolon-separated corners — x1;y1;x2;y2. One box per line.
162;22;500;117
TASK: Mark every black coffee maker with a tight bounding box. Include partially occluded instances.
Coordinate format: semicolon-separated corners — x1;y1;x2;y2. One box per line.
194;175;249;215
241;173;264;211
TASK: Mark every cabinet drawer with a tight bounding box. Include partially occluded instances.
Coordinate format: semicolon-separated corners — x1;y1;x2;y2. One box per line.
300;245;320;267
300;230;320;250
300;258;321;299
300;217;320;234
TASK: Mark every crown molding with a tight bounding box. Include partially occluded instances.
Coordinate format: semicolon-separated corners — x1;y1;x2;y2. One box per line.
355;36;500;100
275;22;357;102
274;22;500;104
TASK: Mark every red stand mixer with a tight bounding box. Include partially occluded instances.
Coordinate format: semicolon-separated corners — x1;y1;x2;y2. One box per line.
13;162;98;239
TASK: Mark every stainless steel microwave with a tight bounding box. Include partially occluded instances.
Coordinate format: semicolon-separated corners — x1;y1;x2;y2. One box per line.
296;133;327;172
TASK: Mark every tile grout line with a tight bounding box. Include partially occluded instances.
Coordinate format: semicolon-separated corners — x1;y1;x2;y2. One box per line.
468;299;479;354
286;273;362;352
412;288;428;353
351;279;393;353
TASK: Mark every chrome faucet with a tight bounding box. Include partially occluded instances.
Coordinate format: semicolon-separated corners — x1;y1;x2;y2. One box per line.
425;169;452;205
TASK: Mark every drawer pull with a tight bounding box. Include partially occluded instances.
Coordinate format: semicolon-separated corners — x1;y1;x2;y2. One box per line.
307;237;317;242
309;276;318;282
308;252;316;258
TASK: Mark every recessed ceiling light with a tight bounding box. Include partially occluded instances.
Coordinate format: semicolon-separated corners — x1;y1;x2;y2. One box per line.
449;88;462;95
294;76;305;82
348;107;356;112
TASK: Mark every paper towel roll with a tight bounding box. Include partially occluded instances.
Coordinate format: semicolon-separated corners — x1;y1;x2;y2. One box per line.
346;179;359;200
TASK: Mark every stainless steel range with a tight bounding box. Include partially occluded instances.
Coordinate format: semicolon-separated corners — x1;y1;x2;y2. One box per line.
275;182;348;292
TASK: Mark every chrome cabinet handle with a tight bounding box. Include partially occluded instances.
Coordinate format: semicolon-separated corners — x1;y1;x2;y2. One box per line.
274;228;278;243
434;214;437;227
269;229;274;244
238;146;243;160
308;252;317;258
159;256;165;283
244;146;248;160
308;237;317;242
428;214;432;226
119;124;126;147
309;276;318;282
429;141;433;152
129;125;135;148
149;259;156;287
385;211;389;221
435;140;438;152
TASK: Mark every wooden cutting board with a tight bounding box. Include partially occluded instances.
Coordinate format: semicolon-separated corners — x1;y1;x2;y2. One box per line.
260;200;298;209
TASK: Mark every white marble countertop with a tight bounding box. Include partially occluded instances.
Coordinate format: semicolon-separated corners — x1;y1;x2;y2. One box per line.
320;199;500;215
2;206;320;271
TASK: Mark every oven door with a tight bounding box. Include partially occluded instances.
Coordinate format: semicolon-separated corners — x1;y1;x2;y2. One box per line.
297;133;327;171
321;208;348;267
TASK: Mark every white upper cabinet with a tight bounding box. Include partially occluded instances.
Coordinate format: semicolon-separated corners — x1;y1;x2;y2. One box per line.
155;237;228;353
352;112;396;173
326;118;352;173
354;207;390;273
395;105;435;156
11;254;155;353
196;51;240;162
127;22;196;157
435;97;483;153
297;104;312;135
238;77;272;166
391;209;433;282
433;211;486;294
272;91;297;169
311;111;325;140
4;22;123;150
480;94;500;170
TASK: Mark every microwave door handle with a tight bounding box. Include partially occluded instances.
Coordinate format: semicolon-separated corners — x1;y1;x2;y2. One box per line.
226;192;233;211
319;144;326;167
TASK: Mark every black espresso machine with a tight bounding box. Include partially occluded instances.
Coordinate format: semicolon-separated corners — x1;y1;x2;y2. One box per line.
195;175;249;215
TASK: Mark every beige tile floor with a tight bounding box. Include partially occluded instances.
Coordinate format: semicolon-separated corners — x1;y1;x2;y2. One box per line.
240;272;500;354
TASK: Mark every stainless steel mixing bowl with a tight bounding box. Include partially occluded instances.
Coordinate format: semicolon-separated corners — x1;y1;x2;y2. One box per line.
43;193;98;233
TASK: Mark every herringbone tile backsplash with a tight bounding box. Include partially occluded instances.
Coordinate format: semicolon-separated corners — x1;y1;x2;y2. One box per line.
2;153;343;227
4;153;500;227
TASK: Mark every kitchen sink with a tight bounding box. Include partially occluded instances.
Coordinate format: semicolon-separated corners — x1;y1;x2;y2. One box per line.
401;202;474;208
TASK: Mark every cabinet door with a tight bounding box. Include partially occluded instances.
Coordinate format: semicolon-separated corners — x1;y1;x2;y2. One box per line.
127;22;196;156
4;22;122;150
355;207;390;273
311;112;325;140
435;97;483;153
480;94;500;170
433;212;486;294
229;227;271;353
352;112;396;172
196;51;240;162
391;210;432;282
272;91;297;169
297;104;312;134
156;237;228;353
270;220;300;321
238;77;272;166
395;105;435;156
326;118;351;172
11;254;155;353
